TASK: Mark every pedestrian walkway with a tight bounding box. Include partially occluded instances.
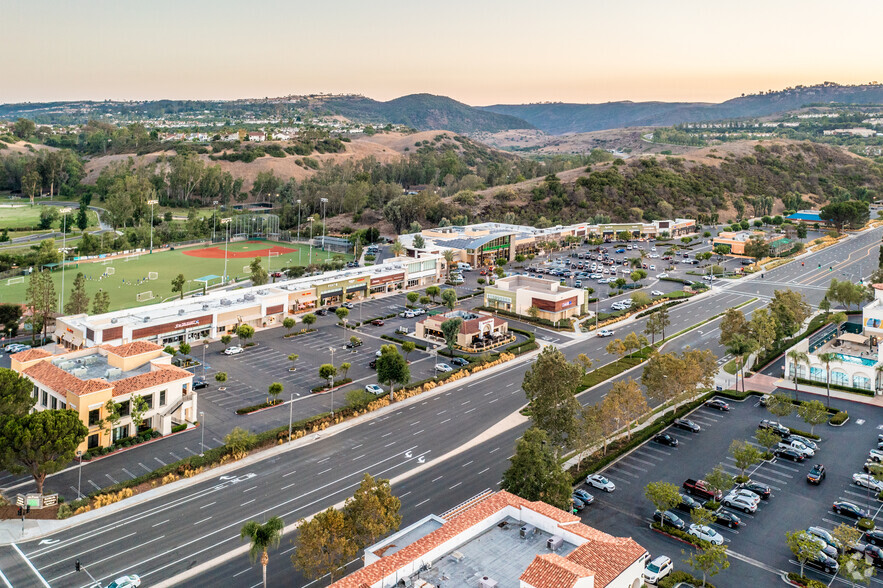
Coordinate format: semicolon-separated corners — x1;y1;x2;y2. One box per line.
743;373;883;407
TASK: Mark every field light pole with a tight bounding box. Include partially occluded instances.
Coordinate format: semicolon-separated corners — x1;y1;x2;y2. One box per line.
59;206;71;313
308;218;314;266
296;199;302;266
199;411;205;456
320;198;329;252
211;200;218;241
220;218;231;284
147;199;158;253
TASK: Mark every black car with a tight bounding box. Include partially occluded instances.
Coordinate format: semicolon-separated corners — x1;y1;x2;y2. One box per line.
834;501;870;519
775;448;805;462
653;510;686;530
653;433;679;447
805;552;839;575
864;530;883;546
712;509;742;528
345;338;363;348
807;464;826;485
673;418;701;433
316;308;329;316
855;544;883;569
759;419;790;436
674;494;703;514
450;357;470;367
368;360;377;369
705;399;730;411
738;481;771;500
192;378;208;390
326;306;338;313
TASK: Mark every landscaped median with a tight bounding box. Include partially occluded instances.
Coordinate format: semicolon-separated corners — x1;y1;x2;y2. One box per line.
235;399;283;415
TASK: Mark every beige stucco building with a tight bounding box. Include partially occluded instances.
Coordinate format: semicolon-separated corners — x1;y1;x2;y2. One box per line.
484;275;586;321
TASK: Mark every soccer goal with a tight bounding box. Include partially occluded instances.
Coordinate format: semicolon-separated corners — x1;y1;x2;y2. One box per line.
243;264;251;274
125;254;138;262
105;267;116;275
6;277;24;286
137;291;155;302
101;259;113;265
148;272;158;280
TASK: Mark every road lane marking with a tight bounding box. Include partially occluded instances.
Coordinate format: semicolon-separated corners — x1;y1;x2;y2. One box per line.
461;461;473;467
449;482;462;490
282;470;297;477
243;486;257;493
478;468;490;475
352;454;365;461
194;517;212;525
317;457;330;463
416;499;430;507
439;419;451;425
432;476;443;482
152;521;168;528
281;483;296;490
154;457;167;466
200;502;216;509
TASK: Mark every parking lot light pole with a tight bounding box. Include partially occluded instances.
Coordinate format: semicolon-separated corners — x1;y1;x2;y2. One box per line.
76;450;83;499
147;199;158;253
199;411;205;456
59;206;71;313
308;218;314;266
329;346;335;419
320;198;329;251
288;393;294;441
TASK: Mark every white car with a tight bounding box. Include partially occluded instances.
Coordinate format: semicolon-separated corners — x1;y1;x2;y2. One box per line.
223;346;244;355
107;576;142;588
722;491;757;513
412;308;426;315
870;448;883;462
597;329;615;338
853;473;883;492
778;439;814;457
657;273;669;279
649;265;656;270
586;474;615;492
651;290;664;297
435;363;453;372
365;384;384;395
688;524;724;545
642;555;673;584
728;488;761;504
400;310;416;318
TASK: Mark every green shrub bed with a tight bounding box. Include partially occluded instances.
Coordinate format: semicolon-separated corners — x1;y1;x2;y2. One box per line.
786;573;827;588
81;429;160;460
310;378;353;393
795;377;875;396
236;399;283;414
380;334;427;350
830;411;849;425
650;521;705;547
171;423;188;434
283;328;317;338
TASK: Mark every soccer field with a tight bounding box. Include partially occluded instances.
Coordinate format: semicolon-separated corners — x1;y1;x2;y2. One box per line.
0;241;352;312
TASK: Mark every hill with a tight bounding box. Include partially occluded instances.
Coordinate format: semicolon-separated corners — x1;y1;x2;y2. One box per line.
482;83;883;134
314;93;533;134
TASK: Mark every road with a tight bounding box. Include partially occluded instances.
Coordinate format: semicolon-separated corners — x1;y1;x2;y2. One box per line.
1;225;880;588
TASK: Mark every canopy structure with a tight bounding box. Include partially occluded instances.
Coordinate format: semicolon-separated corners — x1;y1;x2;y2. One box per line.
838;332;869;345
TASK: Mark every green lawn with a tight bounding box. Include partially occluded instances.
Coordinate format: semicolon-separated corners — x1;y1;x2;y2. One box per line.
1;241;352;312
0;204;100;234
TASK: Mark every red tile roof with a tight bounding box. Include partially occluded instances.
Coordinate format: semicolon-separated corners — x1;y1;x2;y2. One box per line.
11;348;53;362
520;553;591;588
566;537;647;587
873;284;883;291
22;361;111;396
112;365;192;396
104;341;163;357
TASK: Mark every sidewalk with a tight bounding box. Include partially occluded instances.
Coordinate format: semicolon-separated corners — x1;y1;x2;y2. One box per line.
767;378;883;407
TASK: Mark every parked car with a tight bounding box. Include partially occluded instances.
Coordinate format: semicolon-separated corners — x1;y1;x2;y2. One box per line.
597;329;615;338
778;440;814;458
342;302;354;309
869;448;883;462
864;460;881;474
728;488;761;504
712;508;742;528
370;319;385;326
586;474;615;492
807;527;842;553
683;479;722;501
223;346;244;355
345;338;363;348
833;501;870;519
450;357;469;367
738;481;771;500
854;473;883;492
759;420;790;436
854;544;883;569
571;495;586;511
674;494;703;514
400;310;416;318
785;434;818;451
688;524;723;545
807;464;826;484
722;492;757;513
368;360;377;369
395;326;410;334
804;550;839;575
365;384;384;395
107;575;142;588
651;290;664;296
316;308;329;316
642;555;673;585
864;529;883;546
673;418;701;432
653;433;679;447
774;447;805;462
705;399;730;411
435;363;453;372
653;510;686;530
192;378;208;390
573;489;594;505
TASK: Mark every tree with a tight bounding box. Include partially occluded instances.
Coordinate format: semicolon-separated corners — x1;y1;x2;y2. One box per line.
683;543;730;587
26;270;56;343
522;347;583;451
22;168;41;205
335;307;349;322
644;481;682;516
598;391;624;455
426;285;440;302
641;349;717;407
268;382;283;404
726;333;757;394
440;318;463;353
839;550;875;587
622;331;648;358
225;426;257;458
412;235;425;249
500;427;573;511
92;289;110;314
282;317;295;335
656;304;671;339
798;399;829;435
376;344;410;402
0;369;35;426
817;352;836;407
220;334;232;347
341;473;402;548
690;506;717;529
406;291;419;306
644;312;664;345
389;240;405;257
729;440;762;478
215;372;227;383
719;308;747;347
240;517;284;588
747;308;777;357
832;311;848;336
630;269;648;285
318;363;337;386
0;304;23;337
441;288;458;310
820;200;869;231
249;257;268;287
13;117;35;139
0;410;88;494
572;404;603;468
703;466;734;502
527;305;540;320
171;273;186;300
630;291;651;308
288;354;299;372
755;427;780;457
787;529;825;578
744;235;770;261
605;337;627;359
64;271;89;315
787;350;809;401
606;379;647;440
292;507;357;581
769;289;811;339
419;295;431;307
237;324;255;346
302;313;317;329
401;341;415;362
575;353;593;374
765;392;794;419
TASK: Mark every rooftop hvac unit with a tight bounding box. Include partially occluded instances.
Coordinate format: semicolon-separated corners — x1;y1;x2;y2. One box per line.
178;309;185;315
220;299;232;306
520;524;536;538
104;368;122;378
143;317;150;323
71;368;87;378
111;318;118;324
202;304;209;311
448;551;465;563
58;361;76;370
244;294;255;301
256;289;268;295
479;577;498;588
547;536;563;551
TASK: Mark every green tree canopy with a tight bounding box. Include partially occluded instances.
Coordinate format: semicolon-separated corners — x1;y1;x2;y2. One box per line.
240;517;284;588
342;473;402;549
440;318;463;353
500;427;573;511
292;507;357;581
376;344;410;401
522;346;583;451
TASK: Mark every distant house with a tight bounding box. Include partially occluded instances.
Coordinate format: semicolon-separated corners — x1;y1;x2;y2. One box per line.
247;131;266;142
221;132;240;142
785;210;831;225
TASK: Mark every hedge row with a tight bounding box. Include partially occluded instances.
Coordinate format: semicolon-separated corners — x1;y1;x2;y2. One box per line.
310;378;353;393
830;411;849;425
380;335;427;350
171;423;188;434
795;377;875;397
660;571;715;588
236;399;283;414
786;573;827;588
651;521;706;548
635;299;687;319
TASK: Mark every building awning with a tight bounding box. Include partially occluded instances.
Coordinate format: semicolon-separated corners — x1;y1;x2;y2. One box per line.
237;313;263;323
295;294;317;304
839;332;869;345
320;290;343;300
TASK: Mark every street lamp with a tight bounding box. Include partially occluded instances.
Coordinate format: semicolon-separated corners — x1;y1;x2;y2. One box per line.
220;218;231;284
288;392;295;442
211;201;218;242
59;207;71;314
199;411;205;456
296;199;302;266
342;318;348;347
76;449;83;499
147;199;158;253
320;198;329;252
308;218;315;266
329;346;335;419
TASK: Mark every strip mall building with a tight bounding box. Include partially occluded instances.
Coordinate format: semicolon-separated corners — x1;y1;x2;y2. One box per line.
55;255;442;348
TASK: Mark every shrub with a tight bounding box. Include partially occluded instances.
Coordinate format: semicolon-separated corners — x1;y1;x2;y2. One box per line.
650;521;705;547
310;378;353;393
660;571;716;588
786;426;820;440
830;411;849;425
236;399;282;414
785;573;827;588
171;423;187;434
859;517;876;531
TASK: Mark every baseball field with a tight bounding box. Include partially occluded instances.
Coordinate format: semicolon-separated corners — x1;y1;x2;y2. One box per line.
1;240;352;312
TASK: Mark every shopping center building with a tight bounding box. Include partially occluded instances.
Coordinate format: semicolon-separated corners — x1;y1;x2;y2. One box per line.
484;275;587;321
55;255;443;349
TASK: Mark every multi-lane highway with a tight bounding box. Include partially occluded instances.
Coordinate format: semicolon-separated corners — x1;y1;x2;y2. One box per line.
1;226;881;588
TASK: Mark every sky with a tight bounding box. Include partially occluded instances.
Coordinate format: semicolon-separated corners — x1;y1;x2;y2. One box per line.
5;0;883;106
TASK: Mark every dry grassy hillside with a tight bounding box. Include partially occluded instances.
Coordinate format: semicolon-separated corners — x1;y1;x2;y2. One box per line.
1;140;59;155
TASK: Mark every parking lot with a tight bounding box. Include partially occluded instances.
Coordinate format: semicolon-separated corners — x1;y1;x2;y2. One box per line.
577;394;883;587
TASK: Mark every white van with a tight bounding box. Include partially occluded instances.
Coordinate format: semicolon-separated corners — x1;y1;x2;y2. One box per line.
456;262;472;271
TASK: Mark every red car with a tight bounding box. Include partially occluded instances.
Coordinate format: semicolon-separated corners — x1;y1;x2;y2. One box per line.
371;319;385;326
479;269;488;276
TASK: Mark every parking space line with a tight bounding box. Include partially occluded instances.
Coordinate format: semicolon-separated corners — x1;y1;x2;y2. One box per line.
606;467;639;479
642;446;672;457
615;461;648;473
622;455;658;467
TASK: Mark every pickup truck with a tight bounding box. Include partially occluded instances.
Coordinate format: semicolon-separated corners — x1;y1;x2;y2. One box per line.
683;479;723;501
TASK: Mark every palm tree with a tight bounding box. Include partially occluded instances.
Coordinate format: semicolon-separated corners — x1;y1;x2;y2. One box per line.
817;352;835;408
389;240;405;257
442;249;455;279
726;334;757;394
240;517;284;588
786;350;808;402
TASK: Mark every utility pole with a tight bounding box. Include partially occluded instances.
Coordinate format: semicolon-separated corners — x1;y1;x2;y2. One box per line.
199;411;205;456
148;199;158;254
288;392;294;441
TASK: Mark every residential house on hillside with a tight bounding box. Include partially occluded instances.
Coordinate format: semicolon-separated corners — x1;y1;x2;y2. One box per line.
247;131;266;142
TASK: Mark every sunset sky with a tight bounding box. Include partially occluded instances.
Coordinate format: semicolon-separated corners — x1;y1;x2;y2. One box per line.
5;0;882;106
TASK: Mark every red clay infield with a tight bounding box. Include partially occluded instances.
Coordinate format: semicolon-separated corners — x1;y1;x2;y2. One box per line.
183;244;299;259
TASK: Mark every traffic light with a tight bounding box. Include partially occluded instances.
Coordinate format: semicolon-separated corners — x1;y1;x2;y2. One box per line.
75;559;81;572
17;506;22;517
